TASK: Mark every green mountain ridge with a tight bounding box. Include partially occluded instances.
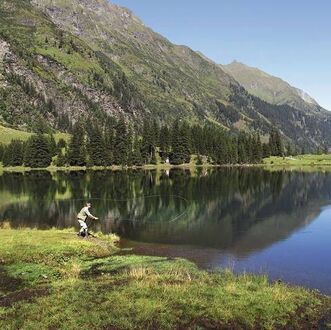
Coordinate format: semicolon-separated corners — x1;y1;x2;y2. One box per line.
222;60;321;111
0;0;330;149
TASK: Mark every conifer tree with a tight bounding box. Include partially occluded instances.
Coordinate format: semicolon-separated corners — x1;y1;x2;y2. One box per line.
213;132;228;164
159;125;170;154
141;120;155;164
227;137;238;164
323;145;329;155
24;134;52;168
170;120;181;164
2;145;11;167
171;120;191;165
126;128;134;166
180;122;191;163
104;123;115;166
252;133;263;163
262;143;271;158
67;121;87;166
246;136;254;163
2;140;24;167
130;137;143;166
286;144;293;156
48;134;57;157
55;150;67;167
0;144;4;162
86;122;107;167
152;119;160;147
238;134;248;164
57;139;67;151
113;117;128;166
274;129;283;156
196;154;203;166
269;128;283;156
191;125;201;155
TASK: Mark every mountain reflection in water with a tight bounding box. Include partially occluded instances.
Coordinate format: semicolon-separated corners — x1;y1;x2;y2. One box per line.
1;168;331;293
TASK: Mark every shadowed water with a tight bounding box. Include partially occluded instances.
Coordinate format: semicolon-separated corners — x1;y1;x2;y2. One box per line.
0;168;331;293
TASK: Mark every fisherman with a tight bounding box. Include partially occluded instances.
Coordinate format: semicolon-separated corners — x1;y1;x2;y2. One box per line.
77;202;98;237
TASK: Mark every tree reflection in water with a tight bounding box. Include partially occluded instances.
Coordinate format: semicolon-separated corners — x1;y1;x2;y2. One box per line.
1;168;331;255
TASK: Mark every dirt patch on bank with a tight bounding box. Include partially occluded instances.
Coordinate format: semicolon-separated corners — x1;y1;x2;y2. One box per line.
0;266;23;294
0;287;49;307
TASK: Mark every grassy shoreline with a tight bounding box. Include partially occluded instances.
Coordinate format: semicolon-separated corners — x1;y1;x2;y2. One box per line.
0;227;330;329
0;163;218;173
2;155;331;173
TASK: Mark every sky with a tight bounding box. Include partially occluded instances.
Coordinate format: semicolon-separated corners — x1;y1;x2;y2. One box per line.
112;0;331;110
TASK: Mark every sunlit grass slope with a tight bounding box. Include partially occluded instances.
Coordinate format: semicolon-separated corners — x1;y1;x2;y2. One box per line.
0;125;70;145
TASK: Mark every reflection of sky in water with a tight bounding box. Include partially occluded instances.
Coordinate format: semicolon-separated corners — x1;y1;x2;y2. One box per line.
213;208;331;293
1;169;331;293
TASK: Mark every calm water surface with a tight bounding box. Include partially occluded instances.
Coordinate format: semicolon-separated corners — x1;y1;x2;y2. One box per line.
1;168;331;294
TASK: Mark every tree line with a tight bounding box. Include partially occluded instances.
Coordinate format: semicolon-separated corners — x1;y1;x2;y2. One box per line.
0;118;311;169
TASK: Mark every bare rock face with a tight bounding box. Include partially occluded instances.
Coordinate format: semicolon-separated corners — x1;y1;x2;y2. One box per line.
295;88;319;106
0;40;10;87
31;0;166;72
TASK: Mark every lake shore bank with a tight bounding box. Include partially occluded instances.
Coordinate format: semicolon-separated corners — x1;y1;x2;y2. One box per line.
0;227;330;329
2;155;331;173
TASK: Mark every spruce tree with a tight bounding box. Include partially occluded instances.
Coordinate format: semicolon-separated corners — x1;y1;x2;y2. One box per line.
286;144;293;156
86;122;107;167
104;124;115;166
11;140;24;166
170;120;181;164
238;134;248;164
2;145;11;167
159;125;170;154
126;128;134;166
0;144;4;162
48;134;57;157
113;117;128;166
2;140;24;167
262;143;271;158
269;128;283;156
141;119;155;164
57;138;67;150
229;138;238;164
130;137;143;166
170;120;191;165
55;150;67;167
180;122;191;163
323;145;329;155
214;132;228;165
196;154;203;165
67;121;87;166
268;129;276;156
252;134;263;163
274;129;283;156
24;134;52;168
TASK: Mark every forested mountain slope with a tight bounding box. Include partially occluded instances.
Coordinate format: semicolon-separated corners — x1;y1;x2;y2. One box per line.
0;0;330;149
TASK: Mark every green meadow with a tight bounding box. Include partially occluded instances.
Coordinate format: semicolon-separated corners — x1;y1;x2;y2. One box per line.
0;227;330;330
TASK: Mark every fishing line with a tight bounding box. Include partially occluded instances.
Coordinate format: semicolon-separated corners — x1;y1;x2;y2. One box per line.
68;194;189;224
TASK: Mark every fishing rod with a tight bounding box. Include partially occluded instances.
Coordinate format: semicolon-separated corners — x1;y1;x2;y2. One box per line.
73;194;190;225
77;194;189;238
